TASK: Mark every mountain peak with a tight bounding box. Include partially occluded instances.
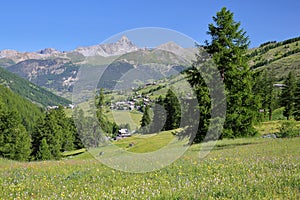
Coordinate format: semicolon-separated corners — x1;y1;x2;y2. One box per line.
118;35;130;43
38;48;60;55
156;41;183;50
74;36;139;57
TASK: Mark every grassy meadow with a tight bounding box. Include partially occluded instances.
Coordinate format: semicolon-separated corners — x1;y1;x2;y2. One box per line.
1;131;299;199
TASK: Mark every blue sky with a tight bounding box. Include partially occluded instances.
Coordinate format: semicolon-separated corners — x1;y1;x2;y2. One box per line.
1;0;299;52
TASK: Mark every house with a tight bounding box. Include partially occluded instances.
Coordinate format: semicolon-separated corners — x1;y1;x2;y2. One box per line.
68;104;75;109
47;105;59;110
118;129;131;137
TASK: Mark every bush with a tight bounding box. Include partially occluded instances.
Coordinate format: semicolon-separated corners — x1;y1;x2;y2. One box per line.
278;120;299;138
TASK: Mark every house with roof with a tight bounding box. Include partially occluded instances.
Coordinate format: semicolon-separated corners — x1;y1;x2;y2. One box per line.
118;128;131;137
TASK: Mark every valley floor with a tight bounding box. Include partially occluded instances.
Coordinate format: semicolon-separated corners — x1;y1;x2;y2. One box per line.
1;137;299;199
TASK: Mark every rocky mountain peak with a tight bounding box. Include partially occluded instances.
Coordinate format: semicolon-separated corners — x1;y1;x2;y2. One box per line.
38;48;60;55
118;35;131;44
155;41;197;61
0;49;19;58
74;35;139;57
156;41;183;51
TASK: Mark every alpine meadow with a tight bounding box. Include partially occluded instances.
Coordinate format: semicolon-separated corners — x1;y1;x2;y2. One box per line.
1;4;300;200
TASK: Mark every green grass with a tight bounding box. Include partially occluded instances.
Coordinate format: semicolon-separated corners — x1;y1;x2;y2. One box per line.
105;110;142;130
61;148;87;157
1;136;300;199
112;129;178;153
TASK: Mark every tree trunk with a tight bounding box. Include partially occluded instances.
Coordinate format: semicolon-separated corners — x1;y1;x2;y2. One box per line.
268;108;272;121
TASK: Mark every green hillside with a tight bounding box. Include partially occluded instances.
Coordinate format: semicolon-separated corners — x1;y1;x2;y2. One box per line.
0;67;71;107
0;85;43;132
248;36;300;78
128;36;300;99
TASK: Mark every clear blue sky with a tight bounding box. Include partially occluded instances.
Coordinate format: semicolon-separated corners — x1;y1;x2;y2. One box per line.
1;0;299;52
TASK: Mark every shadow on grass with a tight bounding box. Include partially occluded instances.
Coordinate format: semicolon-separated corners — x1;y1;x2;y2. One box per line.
191;140;260;152
213;142;254;150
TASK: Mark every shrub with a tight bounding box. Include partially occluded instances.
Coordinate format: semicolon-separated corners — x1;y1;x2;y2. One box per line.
278;120;299;138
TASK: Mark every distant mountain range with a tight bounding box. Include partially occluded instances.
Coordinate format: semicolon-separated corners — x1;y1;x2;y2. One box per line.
0;36;299;100
0;36;197;98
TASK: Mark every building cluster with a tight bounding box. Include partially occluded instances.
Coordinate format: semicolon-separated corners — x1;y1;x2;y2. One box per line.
47;104;75;110
110;93;151;111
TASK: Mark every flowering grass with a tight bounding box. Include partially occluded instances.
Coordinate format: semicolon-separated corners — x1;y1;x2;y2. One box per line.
0;137;299;199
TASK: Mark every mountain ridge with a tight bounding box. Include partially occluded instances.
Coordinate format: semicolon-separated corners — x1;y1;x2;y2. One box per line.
0;67;71;107
0;35;299;100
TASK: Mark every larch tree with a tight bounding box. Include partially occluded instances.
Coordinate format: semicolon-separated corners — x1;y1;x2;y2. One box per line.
294;79;300;120
205;7;258;138
163;89;181;131
140;105;151;133
281;71;297;120
0;99;31;161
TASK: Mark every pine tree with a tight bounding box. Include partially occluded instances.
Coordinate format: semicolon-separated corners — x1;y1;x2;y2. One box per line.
294;79;300;120
95;88;116;135
67;117;84;149
73;107;88;148
43;112;62;159
0;99;31;161
205;7;258;138
31;109;63;160
281;71;297;120
185;56;216;142
12;124;32;161
37;138;52;160
163;89;181;131
265;70;277;120
53;105;75;151
148;96;166;134
253;69;277;121
95;88;105;111
140;105;151;133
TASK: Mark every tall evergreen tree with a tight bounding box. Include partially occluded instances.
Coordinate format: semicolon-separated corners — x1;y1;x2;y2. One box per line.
36;138;52;160
205;7;258;138
12;124;32;161
140;105;151;133
54;105;75;151
32;106;79;160
281;71;297;120
294;79;300;120
42;111;62;159
0;99;31;161
95;88;117;135
163;89;181;131
186;52;223;142
265;70;277;120
148;96;166;134
253;69;277;120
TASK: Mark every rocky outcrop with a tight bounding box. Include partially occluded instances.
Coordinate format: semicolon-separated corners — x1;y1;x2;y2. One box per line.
38;48;61;55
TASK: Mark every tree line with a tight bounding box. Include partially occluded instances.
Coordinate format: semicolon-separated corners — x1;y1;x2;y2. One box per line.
139;89;181;134
0;96;84;161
